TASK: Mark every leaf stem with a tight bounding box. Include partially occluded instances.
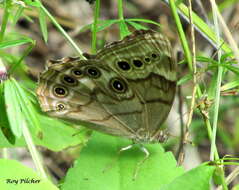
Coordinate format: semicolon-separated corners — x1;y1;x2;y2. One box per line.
91;0;100;54
0;0;11;42
21;117;48;179
38;1;85;59
209;0;222;162
118;0;124;20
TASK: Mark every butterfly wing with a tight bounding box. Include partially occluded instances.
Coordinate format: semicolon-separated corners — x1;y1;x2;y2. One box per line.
36;30;176;143
36;57;143;139
95;30;177;141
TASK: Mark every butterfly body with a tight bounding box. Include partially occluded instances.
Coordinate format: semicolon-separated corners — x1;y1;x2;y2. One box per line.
36;30;176;143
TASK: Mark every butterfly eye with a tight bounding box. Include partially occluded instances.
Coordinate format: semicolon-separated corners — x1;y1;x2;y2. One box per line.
56;103;66;111
53;86;68;97
62;75;78;86
86;66;101;78
110;78;127;93
117;61;131;71
132;59;143;68
72;68;83;77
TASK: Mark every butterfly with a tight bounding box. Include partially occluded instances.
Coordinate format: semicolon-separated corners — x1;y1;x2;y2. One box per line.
36;29;177;144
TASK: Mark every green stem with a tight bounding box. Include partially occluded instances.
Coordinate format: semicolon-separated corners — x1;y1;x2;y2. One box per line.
169;0;221;160
91;0;100;54
169;0;192;71
9;41;35;74
21;119;48;179
118;0;124;20
0;0;11;42
38;1;85;59
209;1;222;162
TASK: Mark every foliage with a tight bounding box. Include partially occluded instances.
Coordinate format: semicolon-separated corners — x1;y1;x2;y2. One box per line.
0;0;239;190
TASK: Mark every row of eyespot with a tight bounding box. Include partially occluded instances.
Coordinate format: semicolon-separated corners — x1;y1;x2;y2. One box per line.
53;71;127;98
117;53;158;71
53;53;159;98
67;52;159;80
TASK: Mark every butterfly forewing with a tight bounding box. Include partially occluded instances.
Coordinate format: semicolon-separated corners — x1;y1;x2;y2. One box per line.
36;30;176;143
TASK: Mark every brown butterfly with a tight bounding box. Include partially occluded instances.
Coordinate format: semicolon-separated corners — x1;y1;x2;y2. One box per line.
36;30;177;144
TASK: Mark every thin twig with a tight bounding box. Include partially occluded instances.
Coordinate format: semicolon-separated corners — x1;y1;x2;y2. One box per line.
178;0;197;165
176;87;185;159
214;6;239;62
209;1;228;189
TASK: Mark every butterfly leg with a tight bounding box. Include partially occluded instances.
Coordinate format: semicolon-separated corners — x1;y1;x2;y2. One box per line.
133;144;150;180
118;144;134;153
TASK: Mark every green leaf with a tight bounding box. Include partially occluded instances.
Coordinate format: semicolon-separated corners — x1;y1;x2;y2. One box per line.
24;0;41;7
0;112;91;151
208;69;218;100
222;65;239;75
38;7;48;42
0;159;58;190
232;184;239;190
125;18;161;27
61;132;184;190
32;114;91;151
126;21;148;30
4;79;24;138
96;19;119;32
0;38;33;49
177;3;232;54
12;79;42;136
12;6;25;26
160;165;216;190
196;56;217;65
119;21;131;39
0;82;16;144
0;87;91;151
177;73;193;85
221;80;239;91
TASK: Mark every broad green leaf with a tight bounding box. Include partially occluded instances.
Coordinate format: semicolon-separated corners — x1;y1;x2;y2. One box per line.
1;76;90;151
160;165;216;190
0;159;58;190
38;7;48;42
4;79;24;138
12;79;42;136
0;91;90;151
61;132;184;190
32;114;91;151
0;82;16;144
